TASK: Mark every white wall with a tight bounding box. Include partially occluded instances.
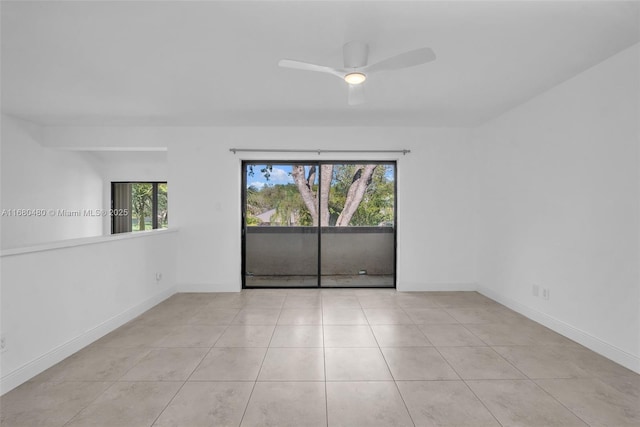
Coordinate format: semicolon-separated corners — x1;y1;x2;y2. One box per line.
0;230;177;394
0;119;174;395
0;115;104;249
473;44;640;372
44;126;477;292
172;128;477;292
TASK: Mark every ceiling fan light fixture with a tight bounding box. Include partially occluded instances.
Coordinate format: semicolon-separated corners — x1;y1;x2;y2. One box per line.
344;72;366;85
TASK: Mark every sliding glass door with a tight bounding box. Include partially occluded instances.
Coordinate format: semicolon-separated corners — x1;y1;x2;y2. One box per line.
243;163;319;287
320;163;396;287
242;161;395;288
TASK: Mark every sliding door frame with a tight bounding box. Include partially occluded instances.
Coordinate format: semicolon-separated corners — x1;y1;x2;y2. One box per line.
241;160;397;289
241;160;321;289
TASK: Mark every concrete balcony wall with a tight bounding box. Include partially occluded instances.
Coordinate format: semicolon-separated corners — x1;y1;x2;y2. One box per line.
245;227;394;276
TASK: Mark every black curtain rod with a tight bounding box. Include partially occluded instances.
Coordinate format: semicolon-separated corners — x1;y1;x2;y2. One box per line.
229;148;410;155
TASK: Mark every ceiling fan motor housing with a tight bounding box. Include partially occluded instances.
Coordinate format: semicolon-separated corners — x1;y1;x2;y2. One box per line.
343;41;369;68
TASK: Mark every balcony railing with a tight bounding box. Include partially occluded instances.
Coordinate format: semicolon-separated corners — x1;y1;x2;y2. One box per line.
245;226;394;276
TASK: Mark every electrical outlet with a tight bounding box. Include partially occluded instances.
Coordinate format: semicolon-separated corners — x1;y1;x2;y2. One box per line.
542;288;550;300
532;284;539;297
1;334;6;353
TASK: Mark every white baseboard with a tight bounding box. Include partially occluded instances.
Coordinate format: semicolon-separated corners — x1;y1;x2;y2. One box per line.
397;282;478;292
0;287;176;395
478;286;640;375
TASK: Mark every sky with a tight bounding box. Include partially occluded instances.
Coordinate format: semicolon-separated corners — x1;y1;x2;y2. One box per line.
246;165;295;189
246;164;395;189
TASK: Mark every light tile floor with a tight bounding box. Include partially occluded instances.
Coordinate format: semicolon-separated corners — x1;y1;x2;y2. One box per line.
1;290;638;427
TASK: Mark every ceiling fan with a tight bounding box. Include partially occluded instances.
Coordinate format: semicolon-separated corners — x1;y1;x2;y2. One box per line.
278;41;436;106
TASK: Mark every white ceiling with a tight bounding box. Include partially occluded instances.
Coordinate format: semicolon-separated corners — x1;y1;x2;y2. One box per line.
1;1;639;127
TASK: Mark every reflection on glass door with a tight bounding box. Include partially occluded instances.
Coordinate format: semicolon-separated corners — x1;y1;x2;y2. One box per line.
243;163;319;287
320;163;395;287
242;161;396;288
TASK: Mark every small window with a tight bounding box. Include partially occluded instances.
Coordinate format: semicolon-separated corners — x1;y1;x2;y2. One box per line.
111;182;168;234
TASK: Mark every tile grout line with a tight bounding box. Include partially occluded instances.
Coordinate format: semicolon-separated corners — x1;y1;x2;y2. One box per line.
60;327;165;426
61;298;217;426
459;322;492;346
458;380;505;427
427;301;543;427
60;381;116;427
529;378;593;426
238;296;280;426
364;297;417;427
454;312;598;425
148;380;188;426
428;342;505;427
150;295;241;426
321;296;329;427
431;297;596;426
180;300;239;381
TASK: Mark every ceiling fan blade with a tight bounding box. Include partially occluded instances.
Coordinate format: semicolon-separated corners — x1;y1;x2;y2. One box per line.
348;84;365;106
278;59;345;79
363;47;436;73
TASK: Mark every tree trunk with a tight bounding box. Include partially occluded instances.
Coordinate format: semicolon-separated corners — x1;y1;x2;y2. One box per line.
291;165;318;225
319;164;333;226
138;201;146;231
335;164;377;226
307;165;316;189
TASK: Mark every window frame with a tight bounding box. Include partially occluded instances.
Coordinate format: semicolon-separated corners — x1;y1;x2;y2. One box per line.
241;160;397;289
111;181;168;234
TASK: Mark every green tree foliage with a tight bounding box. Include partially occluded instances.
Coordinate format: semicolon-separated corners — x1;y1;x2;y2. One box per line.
272;185;311;225
245;185;263;224
132;183;153;231
328;164;394;226
246;184;312;226
246;164;394;227
130;183;168;231
158;183;168;228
